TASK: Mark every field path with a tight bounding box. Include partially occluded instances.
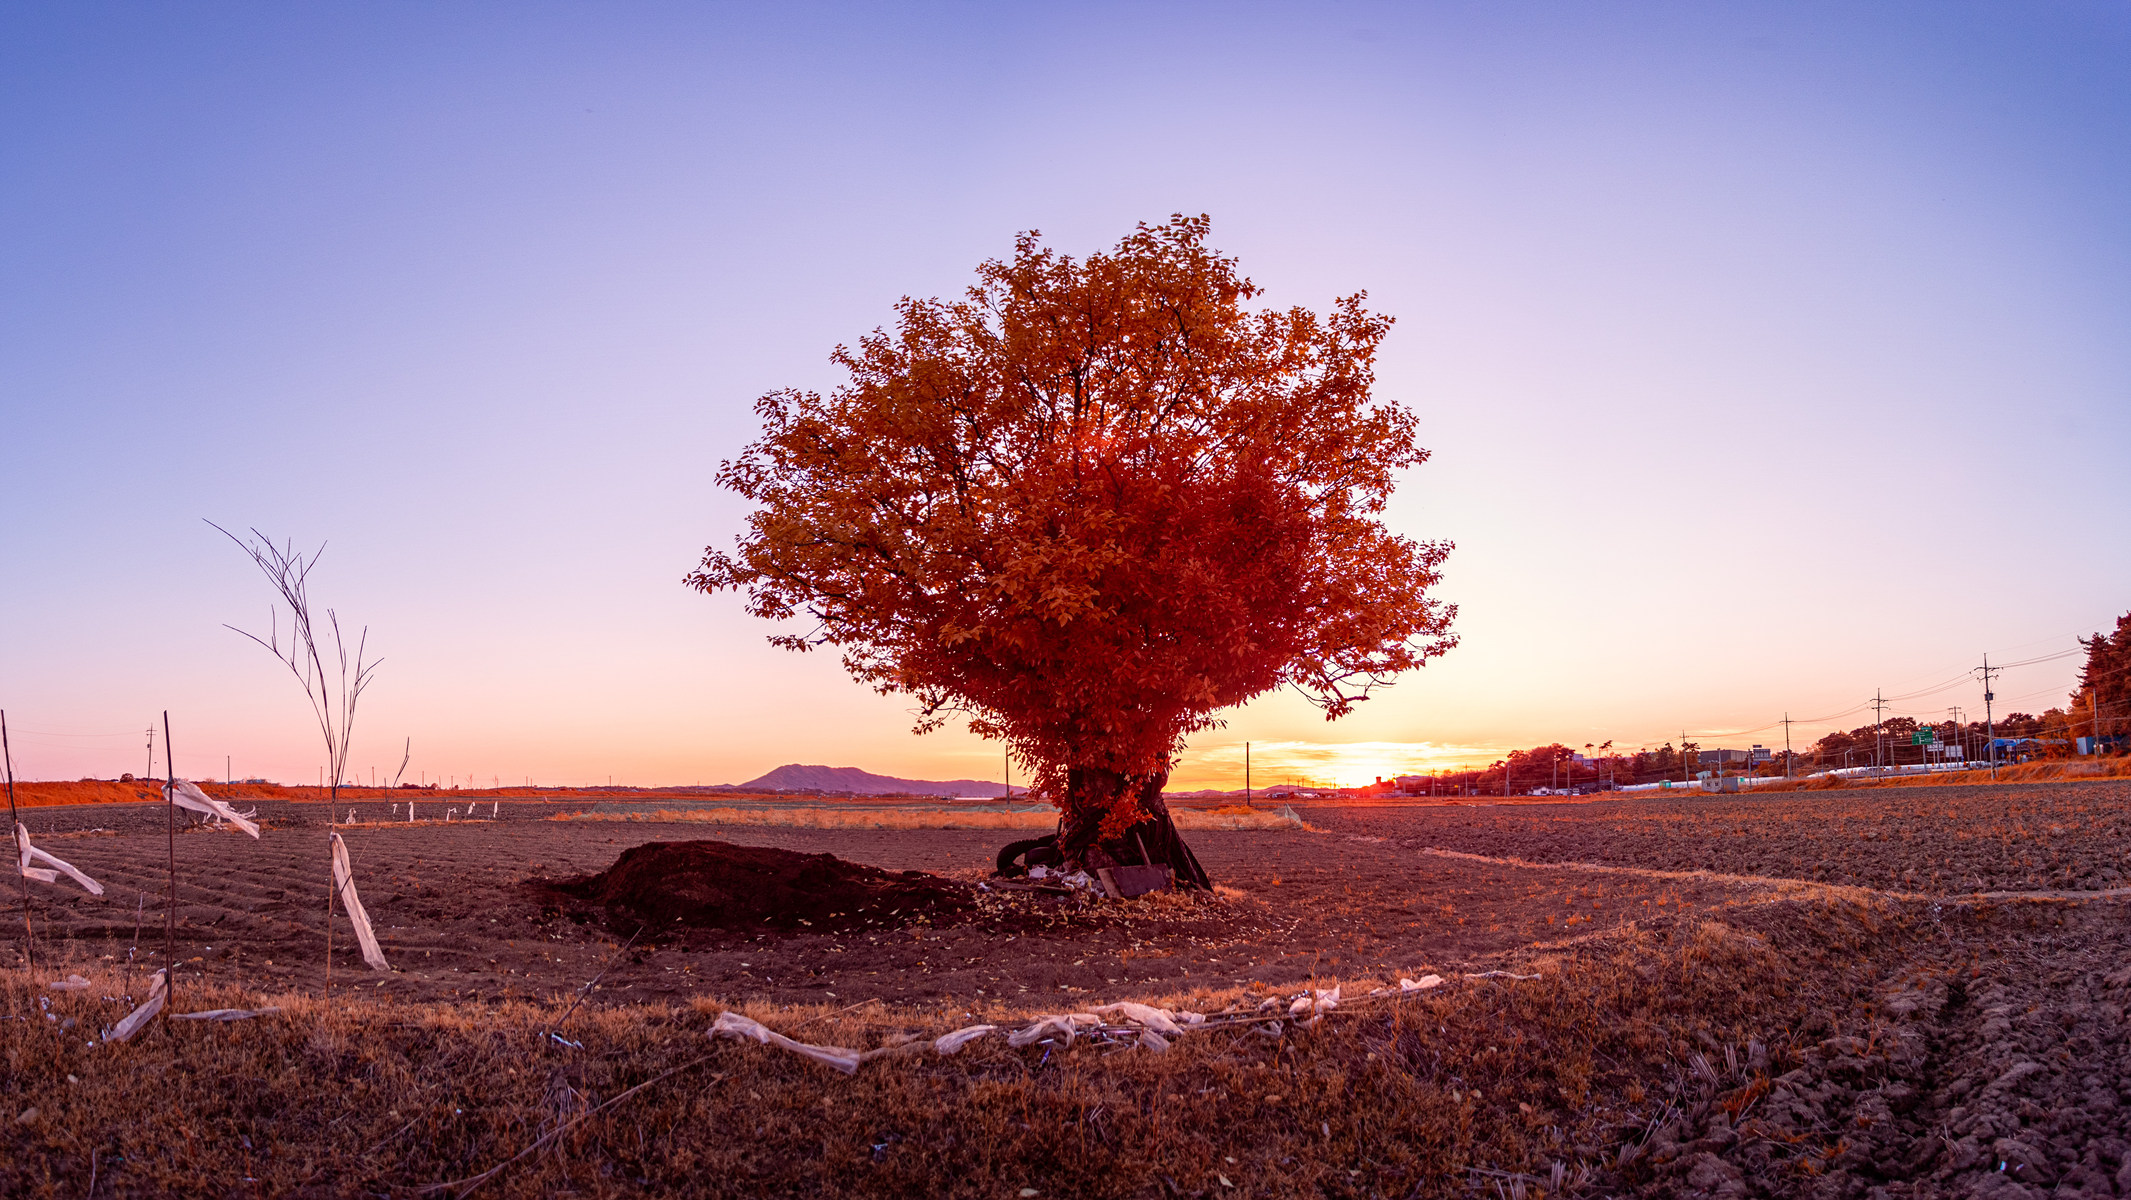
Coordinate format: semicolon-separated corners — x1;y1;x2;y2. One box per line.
1383;841;2131;905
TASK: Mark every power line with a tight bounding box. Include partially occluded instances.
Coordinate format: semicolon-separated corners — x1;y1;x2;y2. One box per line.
1992;647;2084;670
1653;632;2103;751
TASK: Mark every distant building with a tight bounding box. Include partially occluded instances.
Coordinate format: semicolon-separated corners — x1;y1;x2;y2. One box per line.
1698;749;1750;766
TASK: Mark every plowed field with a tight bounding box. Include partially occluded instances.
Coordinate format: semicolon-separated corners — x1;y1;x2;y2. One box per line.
10;798;1753;1008
4;781;2128;1198
1308;781;2131;893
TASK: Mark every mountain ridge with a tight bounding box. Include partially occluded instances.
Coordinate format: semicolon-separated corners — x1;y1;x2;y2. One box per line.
732;763;1020;797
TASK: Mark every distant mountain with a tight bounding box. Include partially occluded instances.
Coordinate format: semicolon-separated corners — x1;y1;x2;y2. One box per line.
732;764;1021;797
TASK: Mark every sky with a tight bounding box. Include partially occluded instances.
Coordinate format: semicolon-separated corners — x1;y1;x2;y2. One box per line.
3;2;2127;791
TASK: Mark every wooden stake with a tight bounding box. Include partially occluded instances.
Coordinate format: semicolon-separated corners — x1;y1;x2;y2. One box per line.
3;710;31;971
162;710;176;1021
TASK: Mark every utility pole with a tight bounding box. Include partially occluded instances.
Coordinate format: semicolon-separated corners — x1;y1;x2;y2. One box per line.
146;727;154;781
1781;713;1794;779
1870;691;1889;775
1977;655;2001;779
1947;707;1965;764
1244;742;1251;807
1681;730;1691;783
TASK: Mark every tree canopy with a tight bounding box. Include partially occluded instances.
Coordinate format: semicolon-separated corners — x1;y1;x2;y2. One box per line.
2077;611;2131;739
691;216;1456;836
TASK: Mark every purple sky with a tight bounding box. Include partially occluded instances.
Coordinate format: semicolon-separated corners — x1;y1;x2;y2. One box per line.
4;3;2127;789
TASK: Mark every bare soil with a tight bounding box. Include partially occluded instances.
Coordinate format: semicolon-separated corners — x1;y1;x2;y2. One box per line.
3;782;2128;1198
9;799;1752;1009
1305;781;2131;892
544;839;976;933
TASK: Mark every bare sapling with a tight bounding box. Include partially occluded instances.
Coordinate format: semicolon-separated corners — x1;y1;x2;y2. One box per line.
211;522;382;999
209;522;380;805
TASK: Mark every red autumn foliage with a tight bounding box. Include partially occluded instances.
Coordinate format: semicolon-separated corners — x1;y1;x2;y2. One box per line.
690;216;1456;844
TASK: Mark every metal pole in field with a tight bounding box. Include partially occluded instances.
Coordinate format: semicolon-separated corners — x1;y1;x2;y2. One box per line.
1782;714;1793;779
4;711;31;970
162;711;176;1020
1245;742;1251;807
1979;654;2000;779
324;831;334;1003
1871;691;1888;775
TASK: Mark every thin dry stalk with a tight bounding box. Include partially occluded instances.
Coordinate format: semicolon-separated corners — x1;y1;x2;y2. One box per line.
162;711;176;1021
547;926;643;1042
324;846;335;1004
422;1054;721;1199
3;710;30;971
123;891;144;1001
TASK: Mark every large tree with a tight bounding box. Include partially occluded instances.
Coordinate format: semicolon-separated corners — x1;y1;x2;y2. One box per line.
690;216;1456;884
2076;610;2131;741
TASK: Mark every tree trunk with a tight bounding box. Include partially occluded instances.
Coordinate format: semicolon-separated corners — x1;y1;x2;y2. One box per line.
1055;765;1211;891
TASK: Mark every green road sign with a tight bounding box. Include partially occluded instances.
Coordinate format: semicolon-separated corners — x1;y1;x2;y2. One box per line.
1911;729;1937;745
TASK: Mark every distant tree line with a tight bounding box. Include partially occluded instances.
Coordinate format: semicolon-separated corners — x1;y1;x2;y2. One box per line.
1406;741;1694;795
1380;609;2131;794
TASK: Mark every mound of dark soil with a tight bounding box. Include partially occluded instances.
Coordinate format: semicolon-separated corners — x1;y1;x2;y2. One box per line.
547;839;974;934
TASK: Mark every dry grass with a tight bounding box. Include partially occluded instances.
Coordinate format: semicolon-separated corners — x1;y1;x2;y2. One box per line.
0;898;1908;1198
6;779;172;808
548;806;1306;833
3;780;805;809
